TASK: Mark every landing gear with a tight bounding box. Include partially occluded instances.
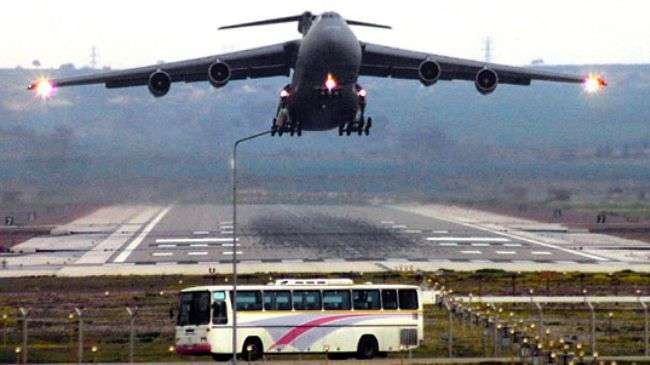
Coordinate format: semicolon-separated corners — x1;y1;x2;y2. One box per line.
271;117;302;137
338;117;372;137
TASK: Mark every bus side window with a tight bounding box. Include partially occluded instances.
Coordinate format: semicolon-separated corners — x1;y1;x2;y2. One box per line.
353;289;380;310
233;290;263;311
323;290;351;310
381;289;398;310
212;301;227;324
398;289;418;310
263;290;292;310
293;290;321;310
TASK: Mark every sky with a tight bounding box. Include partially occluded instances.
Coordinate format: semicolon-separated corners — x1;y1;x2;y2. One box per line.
3;0;650;69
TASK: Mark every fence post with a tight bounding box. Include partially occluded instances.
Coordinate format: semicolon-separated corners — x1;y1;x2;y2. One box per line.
640;301;648;356
586;302;596;354
126;307;138;363
444;300;453;358
18;308;29;365
75;307;83;364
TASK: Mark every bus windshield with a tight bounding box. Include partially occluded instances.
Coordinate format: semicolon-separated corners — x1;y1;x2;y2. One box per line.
177;291;211;326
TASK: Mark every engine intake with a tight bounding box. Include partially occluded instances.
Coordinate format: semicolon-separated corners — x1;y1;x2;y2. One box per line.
418;59;441;86
208;61;231;88
475;68;498;95
148;70;171;97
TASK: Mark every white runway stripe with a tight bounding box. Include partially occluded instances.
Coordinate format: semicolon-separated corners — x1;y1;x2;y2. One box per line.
190;244;209;247
221;243;240;247
471;243;490;247
504;243;522;247
404;229;422;234
532;251;552;255
114;205;173;263
497;251;517;255
461;250;482;254
392;224;407;229
427;237;510;242
152;252;173;257
158;244;176;248
223;251;243;255
220;225;233;230
193;231;210;235
221;231;233;235
439;242;458;246
188;251;208;256
380;221;395;225
432;230;449;234
156;237;238;243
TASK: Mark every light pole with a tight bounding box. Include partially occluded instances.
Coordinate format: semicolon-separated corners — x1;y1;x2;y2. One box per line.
232;130;272;364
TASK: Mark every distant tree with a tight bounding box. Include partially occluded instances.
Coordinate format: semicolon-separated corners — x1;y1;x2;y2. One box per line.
32;59;41;68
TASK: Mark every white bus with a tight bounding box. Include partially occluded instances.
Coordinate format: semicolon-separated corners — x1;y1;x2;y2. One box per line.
175;278;423;361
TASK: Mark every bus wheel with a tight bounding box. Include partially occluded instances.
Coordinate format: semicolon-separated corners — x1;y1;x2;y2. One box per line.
211;353;232;362
356;335;378;359
242;337;264;361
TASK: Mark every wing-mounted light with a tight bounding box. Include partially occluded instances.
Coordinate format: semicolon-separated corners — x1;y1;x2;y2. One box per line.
28;77;55;99
583;74;607;94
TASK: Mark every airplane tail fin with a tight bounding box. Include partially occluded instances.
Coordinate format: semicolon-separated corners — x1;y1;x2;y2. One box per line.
219;12;391;34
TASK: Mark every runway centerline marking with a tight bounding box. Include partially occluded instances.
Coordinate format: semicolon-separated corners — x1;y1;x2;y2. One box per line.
221;243;240;247
432;230;449;234
461;250;482;254
404;229;422;234
439;242;458;246
471;243;490;247
190;244;209;247
158;244;176;248
426;237;510;242
114;205;173;263
155;237;238;243
504;243;522;247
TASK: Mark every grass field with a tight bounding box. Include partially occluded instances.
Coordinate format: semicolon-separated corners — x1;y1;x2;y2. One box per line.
0;270;649;363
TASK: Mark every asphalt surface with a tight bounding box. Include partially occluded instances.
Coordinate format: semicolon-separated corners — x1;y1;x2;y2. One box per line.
114;205;600;265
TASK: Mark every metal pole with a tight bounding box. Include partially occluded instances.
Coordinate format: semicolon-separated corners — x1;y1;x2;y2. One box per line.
535;302;544;340
640;301;648;356
19;308;29;365
126;307;137;363
493;317;499;357
445;302;453;358
75;308;83;364
232;130;271;364
587;302;595;354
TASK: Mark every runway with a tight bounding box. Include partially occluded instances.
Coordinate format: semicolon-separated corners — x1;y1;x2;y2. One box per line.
111;204;605;265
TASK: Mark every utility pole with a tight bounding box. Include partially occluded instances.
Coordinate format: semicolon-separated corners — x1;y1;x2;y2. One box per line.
231;130;272;364
126;307;138;363
75;307;84;364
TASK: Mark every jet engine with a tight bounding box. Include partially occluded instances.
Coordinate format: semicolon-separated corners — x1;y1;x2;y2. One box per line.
147;70;171;97
418;59;441;86
475;68;498;95
208;61;231;88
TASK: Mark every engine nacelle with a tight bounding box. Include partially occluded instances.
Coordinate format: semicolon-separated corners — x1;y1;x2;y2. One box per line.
475;68;498;95
208;61;231;88
418;59;441;86
147;70;171;97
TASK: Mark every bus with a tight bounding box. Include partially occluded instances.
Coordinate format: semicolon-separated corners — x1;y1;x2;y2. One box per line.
175;278;423;361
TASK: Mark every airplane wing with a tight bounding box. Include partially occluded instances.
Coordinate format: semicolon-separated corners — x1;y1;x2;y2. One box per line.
28;40;300;91
359;42;603;87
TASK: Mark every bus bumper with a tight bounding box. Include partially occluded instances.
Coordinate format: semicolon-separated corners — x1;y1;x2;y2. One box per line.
176;343;212;355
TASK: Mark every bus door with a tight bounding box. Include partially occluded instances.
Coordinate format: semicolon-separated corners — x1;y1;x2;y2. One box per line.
176;291;212;354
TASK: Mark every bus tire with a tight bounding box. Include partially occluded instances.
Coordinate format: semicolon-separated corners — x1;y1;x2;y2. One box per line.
356;335;378;359
211;353;232;362
242;337;264;361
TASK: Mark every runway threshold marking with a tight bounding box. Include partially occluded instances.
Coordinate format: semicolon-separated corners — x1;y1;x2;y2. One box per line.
496;251;517;255
114;205;173;263
223;251;243;255
155;237;238;243
426;237;510;242
393;206;609;262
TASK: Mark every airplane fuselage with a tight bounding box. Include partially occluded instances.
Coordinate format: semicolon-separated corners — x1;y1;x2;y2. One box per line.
285;13;362;131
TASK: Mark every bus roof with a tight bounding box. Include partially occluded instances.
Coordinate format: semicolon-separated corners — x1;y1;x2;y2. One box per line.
181;283;421;293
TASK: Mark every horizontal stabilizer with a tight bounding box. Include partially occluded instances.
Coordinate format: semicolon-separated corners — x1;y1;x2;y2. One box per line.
346;19;392;29
219;14;305;30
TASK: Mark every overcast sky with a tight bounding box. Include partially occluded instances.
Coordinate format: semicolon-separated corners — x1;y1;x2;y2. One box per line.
3;0;649;69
